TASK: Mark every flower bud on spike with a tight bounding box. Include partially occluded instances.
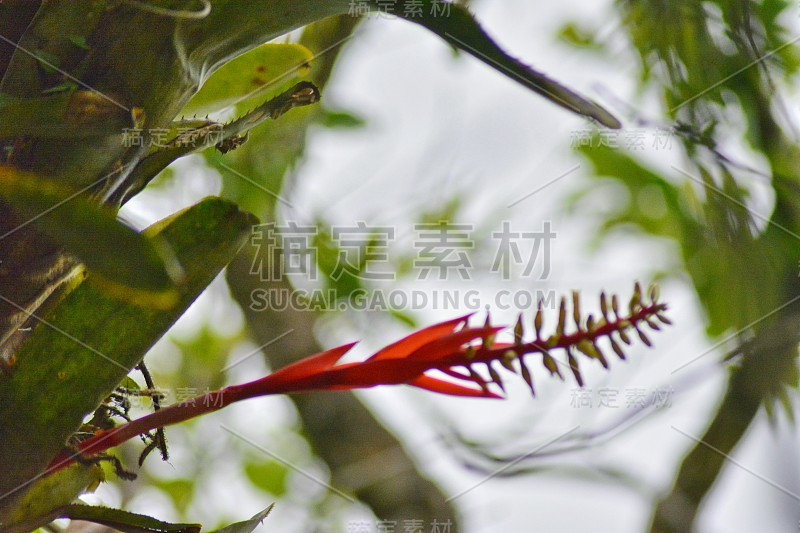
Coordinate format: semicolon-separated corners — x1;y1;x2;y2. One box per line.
648;284;659;303
629;281;642;312
486;363;505;393
519;358;535;395
609;337;626;360
577;340;607;368
600;292;609;320
592;342;608;368
514;315;524;345
534;303;544;339
483;314;495;347
500;350;517;372
468;366;490;393
572;291;581;327
611;294;620;317
636;327;652;347
566;349;583;387
556;297;567;336
542;352;563;379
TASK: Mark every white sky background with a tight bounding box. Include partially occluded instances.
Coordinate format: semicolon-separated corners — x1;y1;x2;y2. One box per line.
117;0;800;531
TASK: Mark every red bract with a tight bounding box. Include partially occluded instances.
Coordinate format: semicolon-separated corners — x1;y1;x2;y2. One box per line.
234;314;502;398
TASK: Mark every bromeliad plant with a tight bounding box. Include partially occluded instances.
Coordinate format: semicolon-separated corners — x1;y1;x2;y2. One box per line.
0;1;650;531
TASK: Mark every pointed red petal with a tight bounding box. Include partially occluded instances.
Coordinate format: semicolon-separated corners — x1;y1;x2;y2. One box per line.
271;342;355;378
229;343;356;397
408;326;504;361
407;375;503;399
367;314;472;362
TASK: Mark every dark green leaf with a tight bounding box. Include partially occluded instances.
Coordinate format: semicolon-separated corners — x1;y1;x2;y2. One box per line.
401;1;621;128
68;35;91;51
0;198;257;506
33;49;60;74
59;504;201;533
0;166;182;308
0;92;132;138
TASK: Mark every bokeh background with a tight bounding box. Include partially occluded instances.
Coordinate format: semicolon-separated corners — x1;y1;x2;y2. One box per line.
72;1;800;531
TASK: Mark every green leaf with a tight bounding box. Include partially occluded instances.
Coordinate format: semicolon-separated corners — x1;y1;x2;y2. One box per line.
118;376;142;392
40;81;79;95
59;504;201;533
0;198;257;509
68;35;91;51
244;461;288;497
4;464;104;531
558;23;605;51
181;43;314;117
33;49;61;74
571;143;692;243
399;0;621;128
0;91;132;138
152;479;196;515
318;108;366;129
314;224;365;303
169;325;241;391
389;309;418;328
209;505;274;533
120;81;320;205
0;166;182;308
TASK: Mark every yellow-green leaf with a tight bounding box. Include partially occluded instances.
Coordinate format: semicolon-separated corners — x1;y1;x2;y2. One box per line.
0;91;132;139
3;464;103;531
0;198;257;505
0;165;182;308
181;43;313;117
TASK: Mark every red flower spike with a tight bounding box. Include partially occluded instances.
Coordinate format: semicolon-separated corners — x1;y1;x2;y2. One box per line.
52;284;668;471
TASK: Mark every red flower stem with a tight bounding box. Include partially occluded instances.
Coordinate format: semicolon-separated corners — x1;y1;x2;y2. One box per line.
50;388;244;469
